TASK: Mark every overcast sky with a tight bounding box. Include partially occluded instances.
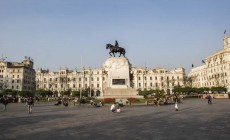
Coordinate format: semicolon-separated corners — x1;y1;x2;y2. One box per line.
0;0;230;73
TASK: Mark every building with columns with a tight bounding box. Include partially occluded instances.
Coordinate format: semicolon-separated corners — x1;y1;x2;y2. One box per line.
36;61;186;97
0;57;36;92
36;68;104;97
188;36;230;92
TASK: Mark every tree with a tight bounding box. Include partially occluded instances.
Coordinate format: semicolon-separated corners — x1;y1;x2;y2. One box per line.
153;89;165;99
72;90;80;97
137;88;153;99
211;86;227;93
172;86;183;94
63;89;71;96
18;90;34;97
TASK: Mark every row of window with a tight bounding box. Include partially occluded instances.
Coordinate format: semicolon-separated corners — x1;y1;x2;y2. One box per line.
38;83;100;89
138;76;181;81
200;80;228;87
137;82;180;87
39;77;104;82
194;73;227;82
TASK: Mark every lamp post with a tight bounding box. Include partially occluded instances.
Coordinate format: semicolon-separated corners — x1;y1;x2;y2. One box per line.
89;68;91;97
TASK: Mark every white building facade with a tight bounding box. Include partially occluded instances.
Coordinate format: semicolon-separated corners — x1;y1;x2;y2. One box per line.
36;66;186;97
0;57;36;92
188;36;230;91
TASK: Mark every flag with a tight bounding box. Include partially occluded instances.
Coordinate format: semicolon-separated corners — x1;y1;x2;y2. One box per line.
192;64;194;67
224;29;226;34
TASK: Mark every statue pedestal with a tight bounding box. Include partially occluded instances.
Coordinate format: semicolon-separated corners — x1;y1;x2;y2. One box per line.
102;57;143;99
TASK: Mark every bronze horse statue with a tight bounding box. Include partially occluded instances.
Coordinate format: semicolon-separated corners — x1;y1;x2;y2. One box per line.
106;44;126;57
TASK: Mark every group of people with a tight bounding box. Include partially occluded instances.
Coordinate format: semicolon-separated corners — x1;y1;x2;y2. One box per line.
54;97;71;107
110;102;121;113
90;100;103;107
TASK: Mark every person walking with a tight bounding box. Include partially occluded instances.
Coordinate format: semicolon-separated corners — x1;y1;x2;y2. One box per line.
1;96;8;111
175;101;179;111
27;97;34;114
73;97;78;106
207;95;212;104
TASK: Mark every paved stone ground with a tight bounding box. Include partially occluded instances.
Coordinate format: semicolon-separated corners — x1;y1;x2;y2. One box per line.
0;99;230;140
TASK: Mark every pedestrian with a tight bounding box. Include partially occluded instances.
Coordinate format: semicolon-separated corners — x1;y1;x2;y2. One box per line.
110;103;116;113
207;95;212;104
116;105;121;113
175;101;179;111
1;96;8;111
27;97;34;114
73;97;78;106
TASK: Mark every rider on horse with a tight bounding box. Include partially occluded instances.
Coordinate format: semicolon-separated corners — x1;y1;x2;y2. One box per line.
115;40;120;51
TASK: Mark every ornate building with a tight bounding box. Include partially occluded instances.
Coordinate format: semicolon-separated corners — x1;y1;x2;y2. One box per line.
36;64;186;97
0;57;36;92
188;36;230;92
36;68;104;97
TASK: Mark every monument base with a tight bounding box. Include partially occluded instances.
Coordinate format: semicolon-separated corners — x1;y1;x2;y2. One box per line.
100;87;143;99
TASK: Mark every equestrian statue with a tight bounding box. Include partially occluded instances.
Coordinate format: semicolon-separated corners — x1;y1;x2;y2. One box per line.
106;40;126;57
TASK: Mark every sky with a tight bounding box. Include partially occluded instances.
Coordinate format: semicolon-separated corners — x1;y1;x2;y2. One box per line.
0;0;230;74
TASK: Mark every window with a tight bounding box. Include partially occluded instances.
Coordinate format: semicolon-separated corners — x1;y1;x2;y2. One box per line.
150;77;152;80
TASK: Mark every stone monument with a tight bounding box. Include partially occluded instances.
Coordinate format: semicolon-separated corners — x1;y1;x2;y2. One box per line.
102;41;143;99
